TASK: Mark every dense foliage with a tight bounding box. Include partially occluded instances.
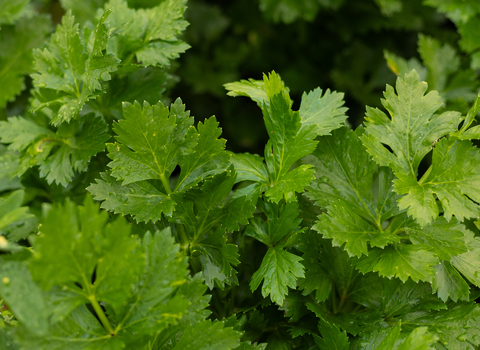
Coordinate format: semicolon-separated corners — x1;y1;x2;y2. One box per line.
1;0;480;349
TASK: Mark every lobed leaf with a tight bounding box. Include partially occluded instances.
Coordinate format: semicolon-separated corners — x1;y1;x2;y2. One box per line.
31;11;118;125
227;72;348;203
401;303;480;349
170;320;241;350
0;190;35;242
313;318;349;349
104;0;189;67
88;99;230;222
362;70;467;226
250;246;304;306
0;15;51;108
1;114;109;186
352;243;438;283
299;87;348;136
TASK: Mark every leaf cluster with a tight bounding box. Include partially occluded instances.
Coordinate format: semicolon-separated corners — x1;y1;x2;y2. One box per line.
1;1;480;349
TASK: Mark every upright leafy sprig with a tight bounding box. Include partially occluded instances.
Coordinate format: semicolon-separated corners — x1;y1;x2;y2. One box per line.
31;10;118;126
361;70;480;226
87;99;244;288
225;71;348;203
224;72;347;305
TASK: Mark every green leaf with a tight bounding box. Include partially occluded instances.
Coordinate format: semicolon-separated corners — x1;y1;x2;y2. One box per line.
307;302;387;337
250;246;304;305
417;34;459;93
107;99;197;186
0;327;17;350
82;9;119;92
88;171;175;222
305;127;401;258
419;3;480;69
173;169;254;233
350;277;446;318
305;127;399;225
236;342;267;350
154;274;213;348
432;261;470;302
0;116;51;152
384;50;427;81
299;88;348;136
194;227;240;289
230;153;269;194
224;78;268;105
313;318;349;350
454;92;480;138
297;230;332;302
361;70;463;226
0;15;51;108
104;0;189;67
315;200;400;258
59;0;105;25
451;231;480;288
16;304;124;349
423;0;479;23
245;199;302;247
374;0;402;15
19;198;204;348
405;137;480;223
0;261;47;336
0;0;30;25
88;99;230;222
360;323;436;350
171;320;241;350
352;243;438;283
171;170;254;288
175;116;231;193
457;17;480;69
113;228;190;345
30;196;143;312
227;72;326;202
0;145;21;192
0;190;35;242
395;327;437;350
226;77;349;139
280;291;310;322
227;73;348;204
401;303;480;349
31;11;118;125
262;72;317;202
1;113;109;186
406;217;468;261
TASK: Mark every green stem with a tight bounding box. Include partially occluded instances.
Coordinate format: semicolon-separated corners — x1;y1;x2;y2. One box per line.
176;224;189;250
160;173;172;195
89;295;114;335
